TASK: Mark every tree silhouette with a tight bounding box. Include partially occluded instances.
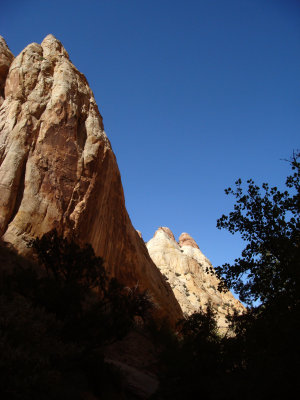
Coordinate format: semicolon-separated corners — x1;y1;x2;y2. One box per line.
28;229;107;292
215;151;300;399
216;151;300;307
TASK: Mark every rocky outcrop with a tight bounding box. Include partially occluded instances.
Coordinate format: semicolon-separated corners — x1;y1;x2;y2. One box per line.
147;227;245;329
0;35;182;324
0;37;14;106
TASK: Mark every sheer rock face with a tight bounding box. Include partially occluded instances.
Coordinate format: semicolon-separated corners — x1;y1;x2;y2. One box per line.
147;227;245;329
0;35;182;324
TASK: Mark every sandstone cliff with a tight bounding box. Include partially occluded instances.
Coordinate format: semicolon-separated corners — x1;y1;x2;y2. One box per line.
0;35;182;323
147;227;245;329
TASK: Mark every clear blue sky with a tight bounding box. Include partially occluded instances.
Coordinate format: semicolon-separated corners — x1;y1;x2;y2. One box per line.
1;0;299;271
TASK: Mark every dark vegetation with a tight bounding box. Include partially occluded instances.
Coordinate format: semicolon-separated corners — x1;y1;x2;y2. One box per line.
213;151;300;399
0;152;299;399
153;152;300;399
0;230;154;400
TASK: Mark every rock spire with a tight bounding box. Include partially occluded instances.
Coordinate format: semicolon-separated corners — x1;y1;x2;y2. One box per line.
0;35;182;324
147;227;245;329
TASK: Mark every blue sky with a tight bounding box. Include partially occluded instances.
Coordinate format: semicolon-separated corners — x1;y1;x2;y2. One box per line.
1;0;299;274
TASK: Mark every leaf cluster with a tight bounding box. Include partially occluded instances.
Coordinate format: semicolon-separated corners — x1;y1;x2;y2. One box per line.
216;152;300;305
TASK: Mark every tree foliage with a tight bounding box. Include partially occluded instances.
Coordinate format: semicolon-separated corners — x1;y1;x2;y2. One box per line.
0;231;154;399
214;152;300;399
153;305;227;400
28;230;107;292
216;152;300;306
177;302;219;342
155;152;300;400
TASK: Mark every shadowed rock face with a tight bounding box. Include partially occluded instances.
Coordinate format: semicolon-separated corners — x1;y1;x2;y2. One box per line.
147;227;245;329
0;35;182;324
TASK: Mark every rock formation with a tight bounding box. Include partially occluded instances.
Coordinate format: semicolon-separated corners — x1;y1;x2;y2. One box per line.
0;37;14;106
147;227;245;329
0;35;182;324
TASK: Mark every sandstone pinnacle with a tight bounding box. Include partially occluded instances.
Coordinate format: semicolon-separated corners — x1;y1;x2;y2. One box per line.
147;228;245;330
154;226;176;241
0;35;182;324
179;232;199;249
